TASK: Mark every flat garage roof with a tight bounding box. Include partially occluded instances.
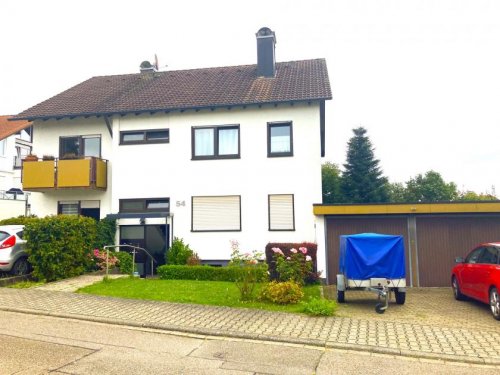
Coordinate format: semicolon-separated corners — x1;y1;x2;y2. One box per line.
313;201;500;215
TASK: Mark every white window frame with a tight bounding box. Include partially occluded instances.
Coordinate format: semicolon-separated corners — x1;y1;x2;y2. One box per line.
191;195;241;231
268;194;295;231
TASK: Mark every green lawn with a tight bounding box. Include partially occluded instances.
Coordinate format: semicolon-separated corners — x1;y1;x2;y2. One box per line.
77;277;323;314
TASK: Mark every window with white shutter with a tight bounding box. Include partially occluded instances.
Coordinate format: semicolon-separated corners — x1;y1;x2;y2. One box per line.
192;196;241;231
268;194;295;231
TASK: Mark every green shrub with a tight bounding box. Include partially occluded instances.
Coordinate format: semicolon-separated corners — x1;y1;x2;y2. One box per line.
157;264;268;282
24;215;97;281
115;251;134;274
93;218;116;249
301;297;337;316
259;281;304;304
166;237;194;265
0;215;38;226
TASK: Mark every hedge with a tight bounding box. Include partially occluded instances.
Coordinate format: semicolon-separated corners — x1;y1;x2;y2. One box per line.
24;215;97;281
157;264;268;282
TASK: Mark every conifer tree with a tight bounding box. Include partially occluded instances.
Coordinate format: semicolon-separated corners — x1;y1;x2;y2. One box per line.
340;127;389;203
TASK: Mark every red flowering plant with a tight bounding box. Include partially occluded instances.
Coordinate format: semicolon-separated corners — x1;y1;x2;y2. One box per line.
92;248;118;271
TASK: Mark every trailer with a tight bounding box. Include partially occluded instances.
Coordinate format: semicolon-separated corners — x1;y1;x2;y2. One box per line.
336;233;406;314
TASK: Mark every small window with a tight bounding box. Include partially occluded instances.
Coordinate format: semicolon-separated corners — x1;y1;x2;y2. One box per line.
120;129;169;145
268;122;293;157
120;198;170;213
58;200;100;220
60;135;101;158
192;196;241;231
268;194;295;231
192;125;240;160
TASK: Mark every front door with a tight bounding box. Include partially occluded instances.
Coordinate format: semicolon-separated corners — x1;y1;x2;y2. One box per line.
119;225;168;276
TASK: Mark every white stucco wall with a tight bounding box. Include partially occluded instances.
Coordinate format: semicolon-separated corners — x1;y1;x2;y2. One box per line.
25;103;326;269
111;103;323;263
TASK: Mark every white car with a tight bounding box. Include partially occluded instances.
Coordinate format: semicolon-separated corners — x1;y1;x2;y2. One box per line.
0;225;30;275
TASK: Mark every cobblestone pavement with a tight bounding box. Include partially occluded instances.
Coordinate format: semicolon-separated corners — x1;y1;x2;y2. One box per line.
0;276;499;367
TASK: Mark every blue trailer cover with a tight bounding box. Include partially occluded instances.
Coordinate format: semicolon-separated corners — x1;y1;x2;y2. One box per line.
339;233;406;280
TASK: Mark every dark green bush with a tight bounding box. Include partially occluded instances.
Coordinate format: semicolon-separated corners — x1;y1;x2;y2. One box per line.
157;264;268;282
166;237;194;265
115;251;134;275
25;215;97;281
93;218;116;249
259;281;304;304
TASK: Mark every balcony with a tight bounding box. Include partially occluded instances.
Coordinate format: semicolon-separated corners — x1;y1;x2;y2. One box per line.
22;157;107;191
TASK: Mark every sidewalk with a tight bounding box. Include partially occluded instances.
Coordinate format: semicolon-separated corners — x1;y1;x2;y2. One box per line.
0;275;499;367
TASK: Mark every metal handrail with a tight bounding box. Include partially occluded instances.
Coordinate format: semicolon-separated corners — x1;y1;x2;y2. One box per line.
103;244;158;278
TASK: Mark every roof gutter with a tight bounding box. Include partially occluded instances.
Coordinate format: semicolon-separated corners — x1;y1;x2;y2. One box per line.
12;97;332;122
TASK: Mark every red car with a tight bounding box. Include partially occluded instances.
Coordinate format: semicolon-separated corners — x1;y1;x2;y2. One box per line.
451;243;500;320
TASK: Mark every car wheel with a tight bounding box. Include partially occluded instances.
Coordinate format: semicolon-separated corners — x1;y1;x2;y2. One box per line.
490;287;500;321
452;276;465;301
395;290;406;305
11;258;30;276
337;290;345;303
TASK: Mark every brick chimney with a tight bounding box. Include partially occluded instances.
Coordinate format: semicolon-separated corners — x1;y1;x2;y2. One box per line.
256;27;276;78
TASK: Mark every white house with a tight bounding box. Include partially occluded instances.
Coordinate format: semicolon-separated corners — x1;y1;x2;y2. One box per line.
12;28;332;275
0;115;32;219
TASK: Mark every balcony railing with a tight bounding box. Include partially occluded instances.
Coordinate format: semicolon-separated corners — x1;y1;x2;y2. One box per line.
22;157;107;191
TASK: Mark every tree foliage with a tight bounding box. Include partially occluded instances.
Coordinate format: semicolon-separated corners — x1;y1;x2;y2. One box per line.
340;127;389;203
404;170;458;202
322;162;342;203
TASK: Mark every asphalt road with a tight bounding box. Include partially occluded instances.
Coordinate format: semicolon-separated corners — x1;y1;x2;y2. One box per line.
0;310;497;375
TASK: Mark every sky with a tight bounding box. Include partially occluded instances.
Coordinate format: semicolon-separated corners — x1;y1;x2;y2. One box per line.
1;0;499;195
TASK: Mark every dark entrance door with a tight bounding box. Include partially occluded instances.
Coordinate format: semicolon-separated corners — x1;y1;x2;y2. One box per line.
119;225;168;276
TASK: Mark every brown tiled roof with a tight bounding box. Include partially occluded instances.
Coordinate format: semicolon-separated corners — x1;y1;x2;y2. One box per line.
13;59;332;120
0;115;32;140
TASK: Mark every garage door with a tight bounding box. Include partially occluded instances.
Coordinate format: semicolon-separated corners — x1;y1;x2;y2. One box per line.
326;216;410;285
416;215;500;287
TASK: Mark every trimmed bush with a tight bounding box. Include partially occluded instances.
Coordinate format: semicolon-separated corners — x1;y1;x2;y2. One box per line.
0;215;38;226
259;281;304;304
24;215;97;281
157;264;268;282
265;242;320;284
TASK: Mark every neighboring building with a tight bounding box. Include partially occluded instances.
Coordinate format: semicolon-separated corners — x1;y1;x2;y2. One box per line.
12;28;332;274
0;115;32;219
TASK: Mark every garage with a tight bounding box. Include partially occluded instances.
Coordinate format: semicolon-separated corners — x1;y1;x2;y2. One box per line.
314;202;500;287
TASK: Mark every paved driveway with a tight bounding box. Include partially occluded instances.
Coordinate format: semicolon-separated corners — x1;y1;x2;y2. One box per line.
324;286;497;331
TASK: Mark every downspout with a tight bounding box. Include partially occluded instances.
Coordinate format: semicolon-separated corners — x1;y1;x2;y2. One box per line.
320;101;325;157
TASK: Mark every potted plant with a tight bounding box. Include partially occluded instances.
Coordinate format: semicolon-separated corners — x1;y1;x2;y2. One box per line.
24;154;38;162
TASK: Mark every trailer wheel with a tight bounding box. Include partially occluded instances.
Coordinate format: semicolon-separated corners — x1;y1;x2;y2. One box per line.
375;303;385;314
337;290;345;303
395;290;406;305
